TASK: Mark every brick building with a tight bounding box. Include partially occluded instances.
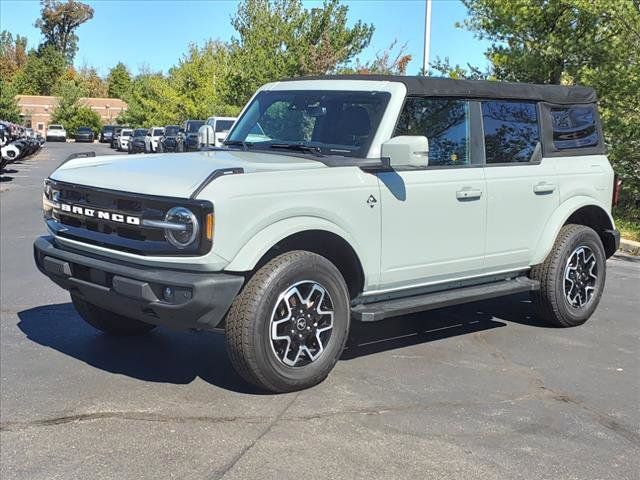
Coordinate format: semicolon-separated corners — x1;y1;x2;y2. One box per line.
15;95;128;132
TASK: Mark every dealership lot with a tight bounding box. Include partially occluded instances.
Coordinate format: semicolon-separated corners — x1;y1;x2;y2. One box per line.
1;142;639;479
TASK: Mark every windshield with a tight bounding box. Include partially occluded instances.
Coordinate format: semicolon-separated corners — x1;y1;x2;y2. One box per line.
133;129;147;137
153;128;164;136
186;121;204;133
215;120;234;132
165;126;179;135
227;90;390;157
78;128;91;133
102;125;115;132
121;129;133;136
49;125;63;130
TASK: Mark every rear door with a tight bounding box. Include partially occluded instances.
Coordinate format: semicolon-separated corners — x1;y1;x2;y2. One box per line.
377;98;487;291
481;100;559;271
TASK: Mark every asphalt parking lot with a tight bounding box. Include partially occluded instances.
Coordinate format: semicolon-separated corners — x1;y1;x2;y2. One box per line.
1;142;639;480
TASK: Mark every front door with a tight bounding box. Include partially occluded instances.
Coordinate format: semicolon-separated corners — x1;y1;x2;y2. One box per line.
377;98;487;291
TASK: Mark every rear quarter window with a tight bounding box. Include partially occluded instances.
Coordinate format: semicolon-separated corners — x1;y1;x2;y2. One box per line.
551;106;599;150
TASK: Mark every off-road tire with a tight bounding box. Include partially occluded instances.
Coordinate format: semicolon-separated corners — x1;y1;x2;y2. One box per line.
71;295;156;336
530;224;606;327
225;251;350;393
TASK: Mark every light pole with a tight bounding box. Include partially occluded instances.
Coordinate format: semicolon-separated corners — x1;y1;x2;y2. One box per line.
422;0;432;76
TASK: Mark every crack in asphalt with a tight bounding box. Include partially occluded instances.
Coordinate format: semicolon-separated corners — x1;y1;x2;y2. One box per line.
4;393;637;448
471;332;640;447
211;392;301;480
0;411;269;432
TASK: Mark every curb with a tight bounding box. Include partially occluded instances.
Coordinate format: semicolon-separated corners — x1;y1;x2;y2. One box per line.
619;238;640;256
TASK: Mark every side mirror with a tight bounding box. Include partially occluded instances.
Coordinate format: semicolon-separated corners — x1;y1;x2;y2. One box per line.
381;136;429;168
198;125;215;147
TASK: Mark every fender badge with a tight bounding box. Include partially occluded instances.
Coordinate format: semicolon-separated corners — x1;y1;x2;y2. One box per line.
366;195;377;208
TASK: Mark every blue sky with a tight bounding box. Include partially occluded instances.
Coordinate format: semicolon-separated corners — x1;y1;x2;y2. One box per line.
0;0;490;77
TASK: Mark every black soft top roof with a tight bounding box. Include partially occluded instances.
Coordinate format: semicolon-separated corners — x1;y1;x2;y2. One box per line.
282;75;597;105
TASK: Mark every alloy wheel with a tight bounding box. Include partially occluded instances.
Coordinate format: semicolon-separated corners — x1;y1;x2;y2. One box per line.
269;280;334;367
564;246;598;308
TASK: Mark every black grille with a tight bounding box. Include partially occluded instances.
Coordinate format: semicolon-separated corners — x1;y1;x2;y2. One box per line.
45;179;213;256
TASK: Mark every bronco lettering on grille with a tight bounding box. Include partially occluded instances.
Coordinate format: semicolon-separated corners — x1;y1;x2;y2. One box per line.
60;203;141;225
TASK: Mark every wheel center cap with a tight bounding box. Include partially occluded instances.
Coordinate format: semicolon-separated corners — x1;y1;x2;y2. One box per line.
295;318;307;331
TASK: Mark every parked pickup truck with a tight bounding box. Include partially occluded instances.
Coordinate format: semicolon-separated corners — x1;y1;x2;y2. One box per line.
35;76;620;393
198;116;236;149
45;124;66;142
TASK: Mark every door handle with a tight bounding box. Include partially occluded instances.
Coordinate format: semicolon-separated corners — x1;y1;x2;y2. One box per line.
456;188;483;201
533;182;557;194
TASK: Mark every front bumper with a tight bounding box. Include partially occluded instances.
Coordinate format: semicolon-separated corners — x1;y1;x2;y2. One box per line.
34;236;244;330
185;137;199;150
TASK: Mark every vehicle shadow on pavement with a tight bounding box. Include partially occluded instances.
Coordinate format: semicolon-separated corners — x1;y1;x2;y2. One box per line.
16;302;264;395
17;294;544;392
343;293;547;359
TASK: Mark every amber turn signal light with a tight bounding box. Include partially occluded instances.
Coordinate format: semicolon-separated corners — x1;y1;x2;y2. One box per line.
206;213;214;241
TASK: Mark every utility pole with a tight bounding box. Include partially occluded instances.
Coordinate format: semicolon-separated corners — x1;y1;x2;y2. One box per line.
422;0;432;76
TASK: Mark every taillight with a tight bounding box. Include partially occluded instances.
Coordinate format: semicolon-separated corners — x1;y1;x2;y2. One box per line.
612;174;622;207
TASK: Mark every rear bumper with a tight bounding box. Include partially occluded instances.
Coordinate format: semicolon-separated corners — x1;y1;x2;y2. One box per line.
603;228;621;258
34;236;244;330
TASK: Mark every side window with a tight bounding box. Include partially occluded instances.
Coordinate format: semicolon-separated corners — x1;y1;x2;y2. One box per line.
482;101;540;164
551;105;599;150
394;97;470;166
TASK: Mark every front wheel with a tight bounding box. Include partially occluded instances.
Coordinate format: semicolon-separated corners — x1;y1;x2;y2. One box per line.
72;295;156;336
530;224;606;327
225;251;350;393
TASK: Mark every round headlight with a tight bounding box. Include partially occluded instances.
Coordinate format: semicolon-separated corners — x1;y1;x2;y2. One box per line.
164;207;199;248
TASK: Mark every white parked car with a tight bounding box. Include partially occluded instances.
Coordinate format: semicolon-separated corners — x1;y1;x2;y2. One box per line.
144;127;165;153
46;124;66;142
117;129;133;151
198;117;236;148
36;76;620;393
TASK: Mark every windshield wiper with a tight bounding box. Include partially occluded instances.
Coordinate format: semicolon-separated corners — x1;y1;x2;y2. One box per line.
224;140;252;151
269;143;324;157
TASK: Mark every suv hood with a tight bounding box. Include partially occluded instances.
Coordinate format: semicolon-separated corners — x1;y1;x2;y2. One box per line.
50;149;327;198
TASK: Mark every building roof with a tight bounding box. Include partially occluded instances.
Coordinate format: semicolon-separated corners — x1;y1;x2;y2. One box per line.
282;75;597;105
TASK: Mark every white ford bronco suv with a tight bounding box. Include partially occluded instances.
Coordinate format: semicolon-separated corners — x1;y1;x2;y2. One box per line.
35;76;620;392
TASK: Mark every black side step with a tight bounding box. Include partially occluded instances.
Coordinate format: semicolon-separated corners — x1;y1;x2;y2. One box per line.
351;277;539;322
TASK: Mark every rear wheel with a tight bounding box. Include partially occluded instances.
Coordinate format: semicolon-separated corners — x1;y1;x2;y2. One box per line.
72;295;156;336
530;224;606;327
225;251;350;393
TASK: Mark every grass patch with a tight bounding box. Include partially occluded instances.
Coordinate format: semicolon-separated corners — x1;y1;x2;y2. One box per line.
615;217;640;242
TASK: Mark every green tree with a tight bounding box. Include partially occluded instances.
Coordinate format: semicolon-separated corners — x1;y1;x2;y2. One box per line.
117;72;179;127
0;79;21;122
75;64;107;97
51;79;102;135
339;40;412;75
452;0;640;211
35;0;94;65
0;31;28;82
169;41;239;119
11;45;66;95
226;0;374;105
107;62;132;99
